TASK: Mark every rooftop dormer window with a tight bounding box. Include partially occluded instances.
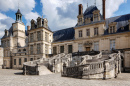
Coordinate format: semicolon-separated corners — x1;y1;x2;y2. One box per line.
93;10;100;22
109;22;117;34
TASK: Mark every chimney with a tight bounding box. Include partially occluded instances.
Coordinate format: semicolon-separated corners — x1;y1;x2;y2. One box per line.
27;26;30;31
102;0;106;20
79;4;83;15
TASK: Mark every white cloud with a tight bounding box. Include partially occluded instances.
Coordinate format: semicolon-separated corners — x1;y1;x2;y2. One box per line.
25;12;40;26
41;0;127;31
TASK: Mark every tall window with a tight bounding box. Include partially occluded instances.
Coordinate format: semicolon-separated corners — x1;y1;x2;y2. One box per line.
68;45;72;53
45;32;48;42
94;42;99;51
45;44;48;54
78;44;83;52
110;40;115;50
37;44;41;54
37;31;41;41
14;59;16;65
109;26;115;33
60;46;64;53
53;47;57;55
30;33;33;42
94;14;98;21
19;58;21;65
24;58;27;62
94;27;98;35
7;40;10;47
79;30;82;37
30;45;33;54
86;29;90;36
30;58;33;61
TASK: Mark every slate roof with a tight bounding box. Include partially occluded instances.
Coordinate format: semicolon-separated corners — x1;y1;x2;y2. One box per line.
53;27;75;42
1;26;28;39
105;14;130;35
16;9;22;14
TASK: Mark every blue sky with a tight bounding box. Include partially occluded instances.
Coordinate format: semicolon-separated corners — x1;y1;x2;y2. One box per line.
0;0;129;41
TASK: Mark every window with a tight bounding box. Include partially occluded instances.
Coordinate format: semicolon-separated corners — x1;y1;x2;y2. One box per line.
60;46;64;53
7;40;10;47
37;31;41;41
14;59;16;65
110;40;115;50
86;29;90;36
23;49;26;51
45;44;48;54
78;18;82;25
94;42;99;51
68;45;72;53
53;47;57;55
30;58;33;61
30;45;33;54
30;33;33;42
19;58;21;65
37;44;41;54
94;14;98;21
94;27;98;35
18;49;21;52
78;44;83;52
24;58;27;62
79;30;82;37
45;32;48;42
109;26;115;33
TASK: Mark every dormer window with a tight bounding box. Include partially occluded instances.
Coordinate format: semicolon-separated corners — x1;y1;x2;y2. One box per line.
121;27;124;30
93;10;100;22
109;22;117;34
94;14;98;21
78;18;82;25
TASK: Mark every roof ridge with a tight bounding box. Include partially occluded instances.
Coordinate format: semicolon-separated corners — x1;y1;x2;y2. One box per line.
106;13;130;20
53;27;74;32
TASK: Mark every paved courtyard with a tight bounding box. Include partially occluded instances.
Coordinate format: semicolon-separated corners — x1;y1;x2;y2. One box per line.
0;69;130;86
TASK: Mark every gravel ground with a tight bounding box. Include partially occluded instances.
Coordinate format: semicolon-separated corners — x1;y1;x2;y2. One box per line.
0;69;130;86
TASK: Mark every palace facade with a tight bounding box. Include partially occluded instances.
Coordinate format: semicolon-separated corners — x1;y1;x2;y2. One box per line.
1;0;130;70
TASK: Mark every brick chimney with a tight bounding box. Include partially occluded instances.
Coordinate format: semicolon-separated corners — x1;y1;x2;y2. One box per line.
79;4;83;15
27;26;30;31
102;0;106;20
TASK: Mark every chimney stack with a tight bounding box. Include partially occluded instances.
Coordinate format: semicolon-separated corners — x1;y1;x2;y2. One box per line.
79;4;83;15
27;26;30;31
102;0;106;20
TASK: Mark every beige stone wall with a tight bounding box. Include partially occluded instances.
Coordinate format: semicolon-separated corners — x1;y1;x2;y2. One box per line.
0;47;3;68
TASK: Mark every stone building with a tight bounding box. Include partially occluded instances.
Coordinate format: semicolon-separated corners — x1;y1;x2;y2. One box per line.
52;0;130;71
1;9;53;69
0;46;3;68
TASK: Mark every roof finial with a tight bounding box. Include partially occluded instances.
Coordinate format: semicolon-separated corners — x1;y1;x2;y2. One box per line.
95;0;96;6
87;2;88;8
18;0;19;9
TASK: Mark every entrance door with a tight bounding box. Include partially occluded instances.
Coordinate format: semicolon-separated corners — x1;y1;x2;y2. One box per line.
86;47;90;51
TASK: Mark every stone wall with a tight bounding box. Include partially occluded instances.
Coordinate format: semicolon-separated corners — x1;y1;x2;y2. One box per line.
0;47;3;68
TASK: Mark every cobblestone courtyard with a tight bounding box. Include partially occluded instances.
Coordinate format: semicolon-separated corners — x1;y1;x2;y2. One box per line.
0;69;130;86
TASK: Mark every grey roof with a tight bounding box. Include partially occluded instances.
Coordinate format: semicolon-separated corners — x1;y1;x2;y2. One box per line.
1;26;13;39
53;27;75;42
1;26;28;39
105;14;130;35
16;9;22;15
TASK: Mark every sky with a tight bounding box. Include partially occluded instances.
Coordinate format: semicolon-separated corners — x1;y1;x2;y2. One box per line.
0;0;129;44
